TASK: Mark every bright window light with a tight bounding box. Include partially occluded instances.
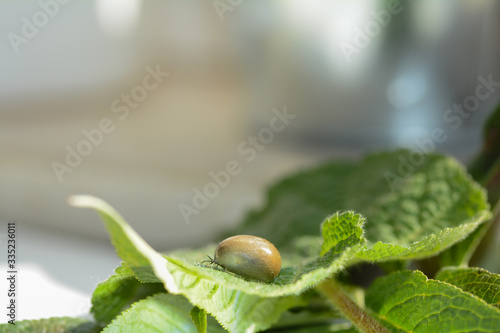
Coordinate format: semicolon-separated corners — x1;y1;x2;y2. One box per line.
95;0;141;37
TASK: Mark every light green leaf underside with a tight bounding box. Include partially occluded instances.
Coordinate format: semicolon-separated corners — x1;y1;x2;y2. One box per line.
103;293;222;333
0;317;100;333
70;197;364;332
70;151;491;332
238;151;490;259
366;270;500;332
436;267;500;308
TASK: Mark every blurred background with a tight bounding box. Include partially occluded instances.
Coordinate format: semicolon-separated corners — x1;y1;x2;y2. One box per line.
1;0;499;321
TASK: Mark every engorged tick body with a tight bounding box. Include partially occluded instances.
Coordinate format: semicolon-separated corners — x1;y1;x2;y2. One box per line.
205;235;281;282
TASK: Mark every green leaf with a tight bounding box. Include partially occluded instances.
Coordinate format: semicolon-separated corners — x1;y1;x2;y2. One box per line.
239;150;491;262
91;263;165;324
190;307;207;333
435;267;500;308
70;196;365;332
321;211;365;256
103;293;221;333
91;263;137;324
366;270;500;332
0;317;100;333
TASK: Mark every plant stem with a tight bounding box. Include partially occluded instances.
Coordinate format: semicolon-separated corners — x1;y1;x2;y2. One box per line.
318;278;389;333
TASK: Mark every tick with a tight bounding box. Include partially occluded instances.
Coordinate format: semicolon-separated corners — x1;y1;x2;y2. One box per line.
203;235;281;282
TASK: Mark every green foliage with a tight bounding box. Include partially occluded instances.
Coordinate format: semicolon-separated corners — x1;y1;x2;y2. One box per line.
7;148;500;333
366;270;500;332
0;317;101;333
69;196;362;332
436;267;500;308
102;293;223;333
238;151;489;250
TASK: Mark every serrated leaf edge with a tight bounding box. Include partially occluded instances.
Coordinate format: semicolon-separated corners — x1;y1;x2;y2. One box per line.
369;270;500;332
